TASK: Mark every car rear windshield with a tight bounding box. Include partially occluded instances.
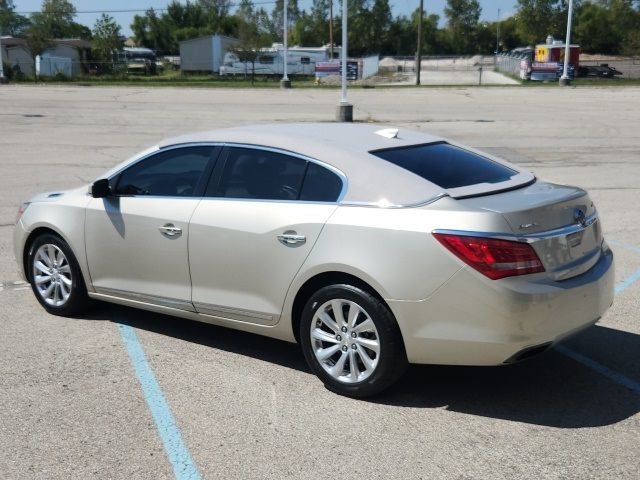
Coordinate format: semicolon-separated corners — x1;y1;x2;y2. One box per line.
370;142;517;189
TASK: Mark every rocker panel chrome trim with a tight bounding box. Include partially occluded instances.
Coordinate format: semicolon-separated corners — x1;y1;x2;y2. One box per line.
193;302;275;325
93;286;196;312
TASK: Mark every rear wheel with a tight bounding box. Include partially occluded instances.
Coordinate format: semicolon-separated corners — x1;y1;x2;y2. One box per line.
27;233;90;316
300;284;407;398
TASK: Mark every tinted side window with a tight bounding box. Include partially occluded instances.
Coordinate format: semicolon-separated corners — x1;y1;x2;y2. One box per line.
300;163;343;202
371;143;516;189
215;148;307;200
114;147;213;197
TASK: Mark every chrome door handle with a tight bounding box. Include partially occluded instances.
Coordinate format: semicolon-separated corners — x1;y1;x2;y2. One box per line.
277;231;306;246
159;224;182;237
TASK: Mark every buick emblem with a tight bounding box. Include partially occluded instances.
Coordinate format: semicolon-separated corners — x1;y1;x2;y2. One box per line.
574;208;587;227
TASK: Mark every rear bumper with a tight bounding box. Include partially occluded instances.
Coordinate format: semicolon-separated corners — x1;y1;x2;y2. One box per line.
388;244;615;365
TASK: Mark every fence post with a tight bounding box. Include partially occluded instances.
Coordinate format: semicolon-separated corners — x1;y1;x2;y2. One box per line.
478;66;483;85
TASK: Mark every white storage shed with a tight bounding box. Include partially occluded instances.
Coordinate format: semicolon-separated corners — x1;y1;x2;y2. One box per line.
179;35;239;73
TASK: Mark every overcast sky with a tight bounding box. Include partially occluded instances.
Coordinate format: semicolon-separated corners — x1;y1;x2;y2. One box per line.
13;1;518;37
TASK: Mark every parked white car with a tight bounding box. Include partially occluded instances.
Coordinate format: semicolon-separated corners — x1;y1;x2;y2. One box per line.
14;123;614;397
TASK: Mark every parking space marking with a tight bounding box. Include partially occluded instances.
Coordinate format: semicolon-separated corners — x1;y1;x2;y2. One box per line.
556;345;640;396
608;240;640;255
556;248;640;395
615;268;640;295
117;323;202;480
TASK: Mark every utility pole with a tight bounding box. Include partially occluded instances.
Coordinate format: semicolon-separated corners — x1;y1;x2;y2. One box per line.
0;30;6;83
416;0;423;86
560;0;574;86
281;0;291;88
337;0;352;121
329;0;334;60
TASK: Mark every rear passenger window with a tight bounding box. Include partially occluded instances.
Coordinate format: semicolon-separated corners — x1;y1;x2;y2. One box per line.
300;163;343;202
215;148;307;200
371;142;516;189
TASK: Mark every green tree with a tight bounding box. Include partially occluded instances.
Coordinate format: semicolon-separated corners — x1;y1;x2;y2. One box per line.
231;18;269;84
514;0;576;45
28;0;90;39
198;0;232;34
581;0;640;53
0;0;31;36
291;0;329;46
91;13;123;73
411;9;444;54
270;0;301;41
387;15;414;56
444;0;482;53
25;21;53;79
368;0;392;54
131;8;172;53
36;0;75;38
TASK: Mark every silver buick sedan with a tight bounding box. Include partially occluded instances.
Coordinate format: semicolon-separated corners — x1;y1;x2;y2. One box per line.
14;123;615;397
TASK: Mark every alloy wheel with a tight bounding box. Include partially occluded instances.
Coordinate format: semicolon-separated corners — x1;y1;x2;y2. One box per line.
310;299;380;383
32;244;73;307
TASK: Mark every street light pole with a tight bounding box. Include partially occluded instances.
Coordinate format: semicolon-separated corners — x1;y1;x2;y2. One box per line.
337;0;352;121
560;0;574;86
416;0;423;86
281;0;291;88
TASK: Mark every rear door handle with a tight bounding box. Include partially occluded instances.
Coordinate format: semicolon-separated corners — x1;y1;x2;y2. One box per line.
277;231;306;246
159;223;182;237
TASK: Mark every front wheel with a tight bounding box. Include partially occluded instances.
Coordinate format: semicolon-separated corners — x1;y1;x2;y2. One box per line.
300;284;408;398
27;233;90;316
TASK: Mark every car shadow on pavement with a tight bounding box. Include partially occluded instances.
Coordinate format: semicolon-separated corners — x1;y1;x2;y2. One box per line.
92;304;640;429
374;325;640;428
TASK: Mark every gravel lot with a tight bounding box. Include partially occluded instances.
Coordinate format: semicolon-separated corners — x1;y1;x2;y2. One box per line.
1;84;639;479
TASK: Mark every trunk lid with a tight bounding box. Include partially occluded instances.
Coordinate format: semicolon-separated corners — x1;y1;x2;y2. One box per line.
458;181;603;280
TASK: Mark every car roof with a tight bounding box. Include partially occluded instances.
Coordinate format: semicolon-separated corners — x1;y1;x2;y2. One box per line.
160;123;450;206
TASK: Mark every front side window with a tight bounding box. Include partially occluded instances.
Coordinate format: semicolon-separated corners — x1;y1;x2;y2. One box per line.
371;142;516;189
215;148;307;200
114;146;213;196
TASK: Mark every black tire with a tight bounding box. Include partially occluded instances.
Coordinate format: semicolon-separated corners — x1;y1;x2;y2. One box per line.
27;233;90;316
300;284;408;398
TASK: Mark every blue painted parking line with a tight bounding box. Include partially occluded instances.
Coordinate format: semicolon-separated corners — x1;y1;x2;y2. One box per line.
608;239;640;255
556;251;640;396
117;323;202;480
615;268;640;295
556;345;640;396
608;239;640;294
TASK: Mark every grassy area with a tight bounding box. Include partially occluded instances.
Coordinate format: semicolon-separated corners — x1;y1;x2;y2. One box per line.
8;69;640;88
525;77;640;87
11;70;328;88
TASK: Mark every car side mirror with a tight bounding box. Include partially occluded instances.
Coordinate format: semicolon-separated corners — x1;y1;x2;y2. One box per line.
91;179;111;198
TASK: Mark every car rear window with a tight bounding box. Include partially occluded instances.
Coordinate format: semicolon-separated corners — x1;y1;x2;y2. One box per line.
371;142;517;189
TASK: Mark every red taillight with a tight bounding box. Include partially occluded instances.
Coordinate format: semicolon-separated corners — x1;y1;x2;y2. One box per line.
433;233;545;280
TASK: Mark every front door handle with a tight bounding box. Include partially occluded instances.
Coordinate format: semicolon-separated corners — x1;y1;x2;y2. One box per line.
159;223;182;237
277;231;306;247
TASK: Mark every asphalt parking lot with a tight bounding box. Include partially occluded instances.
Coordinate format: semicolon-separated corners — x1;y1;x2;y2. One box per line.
1;84;639;479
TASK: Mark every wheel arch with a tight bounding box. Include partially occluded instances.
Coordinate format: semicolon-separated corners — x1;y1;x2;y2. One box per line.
23;227;65;279
22;225;88;289
290;271;394;344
